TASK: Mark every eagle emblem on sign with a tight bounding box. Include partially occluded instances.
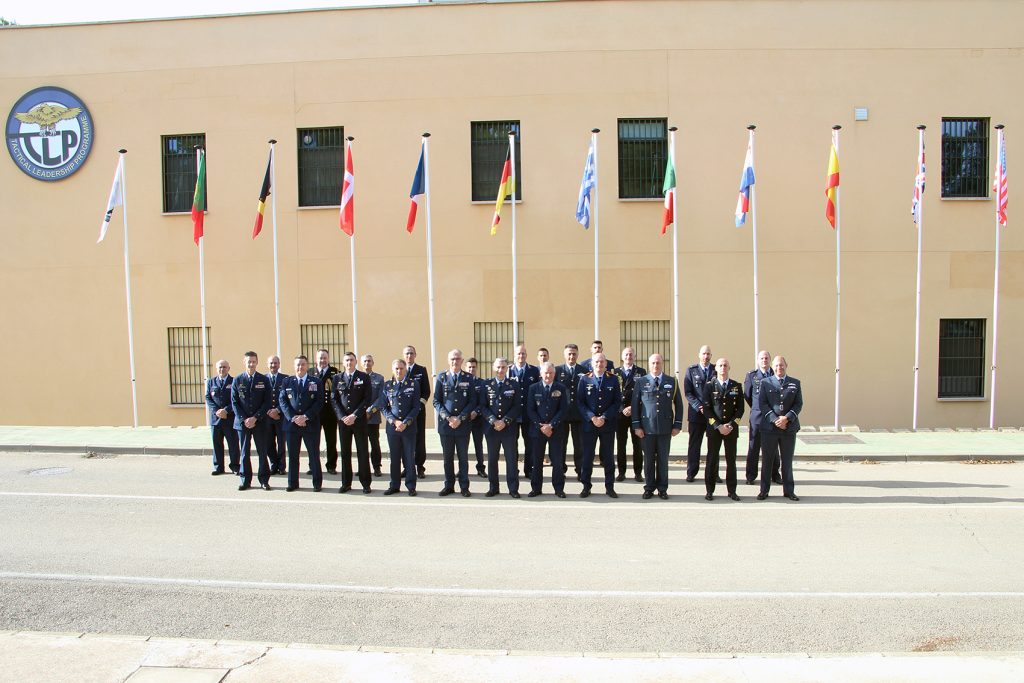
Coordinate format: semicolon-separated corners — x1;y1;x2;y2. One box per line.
14;103;83;137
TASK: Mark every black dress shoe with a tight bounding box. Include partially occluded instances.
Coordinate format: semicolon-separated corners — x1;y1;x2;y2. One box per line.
408;490;417;496
510;492;521;499
476;466;487;478
705;493;713;501
306;470;312;475
339;485;351;493
555;491;566;498
238;484;250;491
685;476;695;482
773;476;784;485
383;488;399;495
286;486;297;492
373;469;383;477
211;470;224;476
261;483;272;491
716;476;723;484
606;489;619;499
634;475;643;482
363;487;371;494
615;473;625;482
757;492;768;500
230;466;240;474
729;493;741;501
658;492;669;500
527;490;541;498
746;479;755;485
327;469;338;475
417;466;426;479
313;485;322;492
439;487;455;497
461;490;471;498
485;490;497;498
786;494;800;501
642;491;653;500
580;489;591;499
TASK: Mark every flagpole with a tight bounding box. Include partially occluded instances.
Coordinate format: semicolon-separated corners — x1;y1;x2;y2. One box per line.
422;133;438;378
196;147;210;400
669;126;680;376
832;125;842;432
990;123;1005;429
509;131;519;347
346;136;359;358
912;125;925;431
748;125;760;358
591;128;600;339
268;139;281;358
116;150;139;428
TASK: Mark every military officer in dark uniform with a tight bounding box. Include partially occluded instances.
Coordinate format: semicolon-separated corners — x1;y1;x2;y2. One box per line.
381;359;422;496
509;344;540;479
264;355;289;476
578;340;616;373
554;343;584;476
464;357;487;478
527;362;569;498
279;355;324;492
683;345;715;482
206;359;240;476
614;346;646;483
361;354;385;477
702;357;744;501
230;351;273;491
404;345;431;479
577;353;623;498
330;351;374;494
743;349;781;486
633;353;684;500
313;349;340;474
433;349;478;497
757;355;803;501
481;357;521;498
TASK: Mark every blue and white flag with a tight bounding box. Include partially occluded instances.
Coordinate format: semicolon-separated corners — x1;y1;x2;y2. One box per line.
575;141;596;229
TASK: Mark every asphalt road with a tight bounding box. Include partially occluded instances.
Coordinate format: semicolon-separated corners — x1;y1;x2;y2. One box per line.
1;452;1022;653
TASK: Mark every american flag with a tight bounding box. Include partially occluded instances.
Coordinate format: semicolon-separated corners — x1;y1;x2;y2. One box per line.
912;131;925;226
994;129;1008;226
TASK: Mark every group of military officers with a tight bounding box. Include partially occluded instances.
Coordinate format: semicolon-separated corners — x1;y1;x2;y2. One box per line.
205;340;804;501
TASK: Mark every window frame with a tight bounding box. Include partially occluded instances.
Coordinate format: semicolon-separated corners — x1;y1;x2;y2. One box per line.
473;321;525;379
620;319;672;375
617;118;668;200
940;117;990;200
937;317;986;399
296;126;345;208
470;120;522;203
167;326;211;405
161;133;206;214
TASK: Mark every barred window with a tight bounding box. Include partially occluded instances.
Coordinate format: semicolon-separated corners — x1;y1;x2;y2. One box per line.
473;322;525;378
297;127;344;207
941;118;989;198
168;326;211;405
161;134;206;213
938;318;985;398
620;320;672;374
300;323;349;365
470;120;522;202
618;118;667;199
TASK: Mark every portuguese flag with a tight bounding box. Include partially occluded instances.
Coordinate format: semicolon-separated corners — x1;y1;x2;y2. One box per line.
192;149;206;245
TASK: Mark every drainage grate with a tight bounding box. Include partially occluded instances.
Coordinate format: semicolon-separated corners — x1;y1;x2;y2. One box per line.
27;467;73;476
798;434;864;445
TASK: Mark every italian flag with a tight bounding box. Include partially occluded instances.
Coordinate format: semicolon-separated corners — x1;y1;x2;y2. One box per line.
192;149;206;245
661;156;676;235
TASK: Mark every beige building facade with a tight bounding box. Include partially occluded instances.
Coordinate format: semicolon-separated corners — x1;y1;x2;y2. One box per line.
1;0;1021;429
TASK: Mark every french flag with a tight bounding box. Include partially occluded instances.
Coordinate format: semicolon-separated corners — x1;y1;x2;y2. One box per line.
406;148;426;233
735;137;755;228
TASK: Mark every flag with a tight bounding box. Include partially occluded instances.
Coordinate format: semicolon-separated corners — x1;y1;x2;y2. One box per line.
406;147;425;233
98;159;123;243
912;133;926;226
192;149;206;245
252;151;272;239
825;141;840;230
735;137;755;228
340;143;354;236
661;156;676;235
575;142;596;229
490;148;514;236
994;131;1008;227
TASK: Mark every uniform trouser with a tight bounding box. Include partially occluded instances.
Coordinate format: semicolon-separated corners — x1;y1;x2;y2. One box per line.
386;423;417;492
518;421;533;476
485;427;520;495
440;433;472;491
470;417;485;468
238;424;270;488
266;417;286;472
558;421;582;473
581;428;616;492
286;427;322;490
415;410;428;469
642;432;672;494
745;420;780;483
366;423;383;471
320;409;339;471
531;426;567;494
339;419;371;489
686;416;707;479
705;429;738;496
760;429;797;497
210;422;240;473
616;414;643;478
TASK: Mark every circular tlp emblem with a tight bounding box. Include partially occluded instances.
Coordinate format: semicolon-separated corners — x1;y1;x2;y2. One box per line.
6;86;94;181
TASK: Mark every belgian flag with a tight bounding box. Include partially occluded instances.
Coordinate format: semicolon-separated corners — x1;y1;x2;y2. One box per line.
252;150;272;239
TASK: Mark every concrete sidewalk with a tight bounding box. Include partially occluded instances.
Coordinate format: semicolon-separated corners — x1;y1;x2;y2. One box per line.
0;424;1022;461
2;631;1022;683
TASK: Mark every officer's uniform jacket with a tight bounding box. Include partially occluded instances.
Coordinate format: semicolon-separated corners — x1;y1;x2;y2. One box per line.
481;377;521;431
701;378;745;434
683;363;714;422
614;365;647;417
407;362;431;408
206;375;235;426
313;364;339;418
433;370;478;436
230;371;273;430
364;371;385;425
329;368;373;423
380;375;422;427
743;367;772;425
508;363;540;422
576;371;622;434
554;364;584;421
631;373;684;435
526;381;569;437
758;375;803;434
266;372;290;412
278;374;323;432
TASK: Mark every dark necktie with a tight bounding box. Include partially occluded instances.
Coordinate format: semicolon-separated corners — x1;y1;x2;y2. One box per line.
654;376;660;391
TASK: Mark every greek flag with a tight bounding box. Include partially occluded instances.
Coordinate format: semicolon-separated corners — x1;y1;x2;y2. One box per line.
575;142;596;229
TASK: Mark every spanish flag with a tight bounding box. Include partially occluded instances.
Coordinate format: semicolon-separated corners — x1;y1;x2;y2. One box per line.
252;150;272;239
825;141;840;229
491;148;514;236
